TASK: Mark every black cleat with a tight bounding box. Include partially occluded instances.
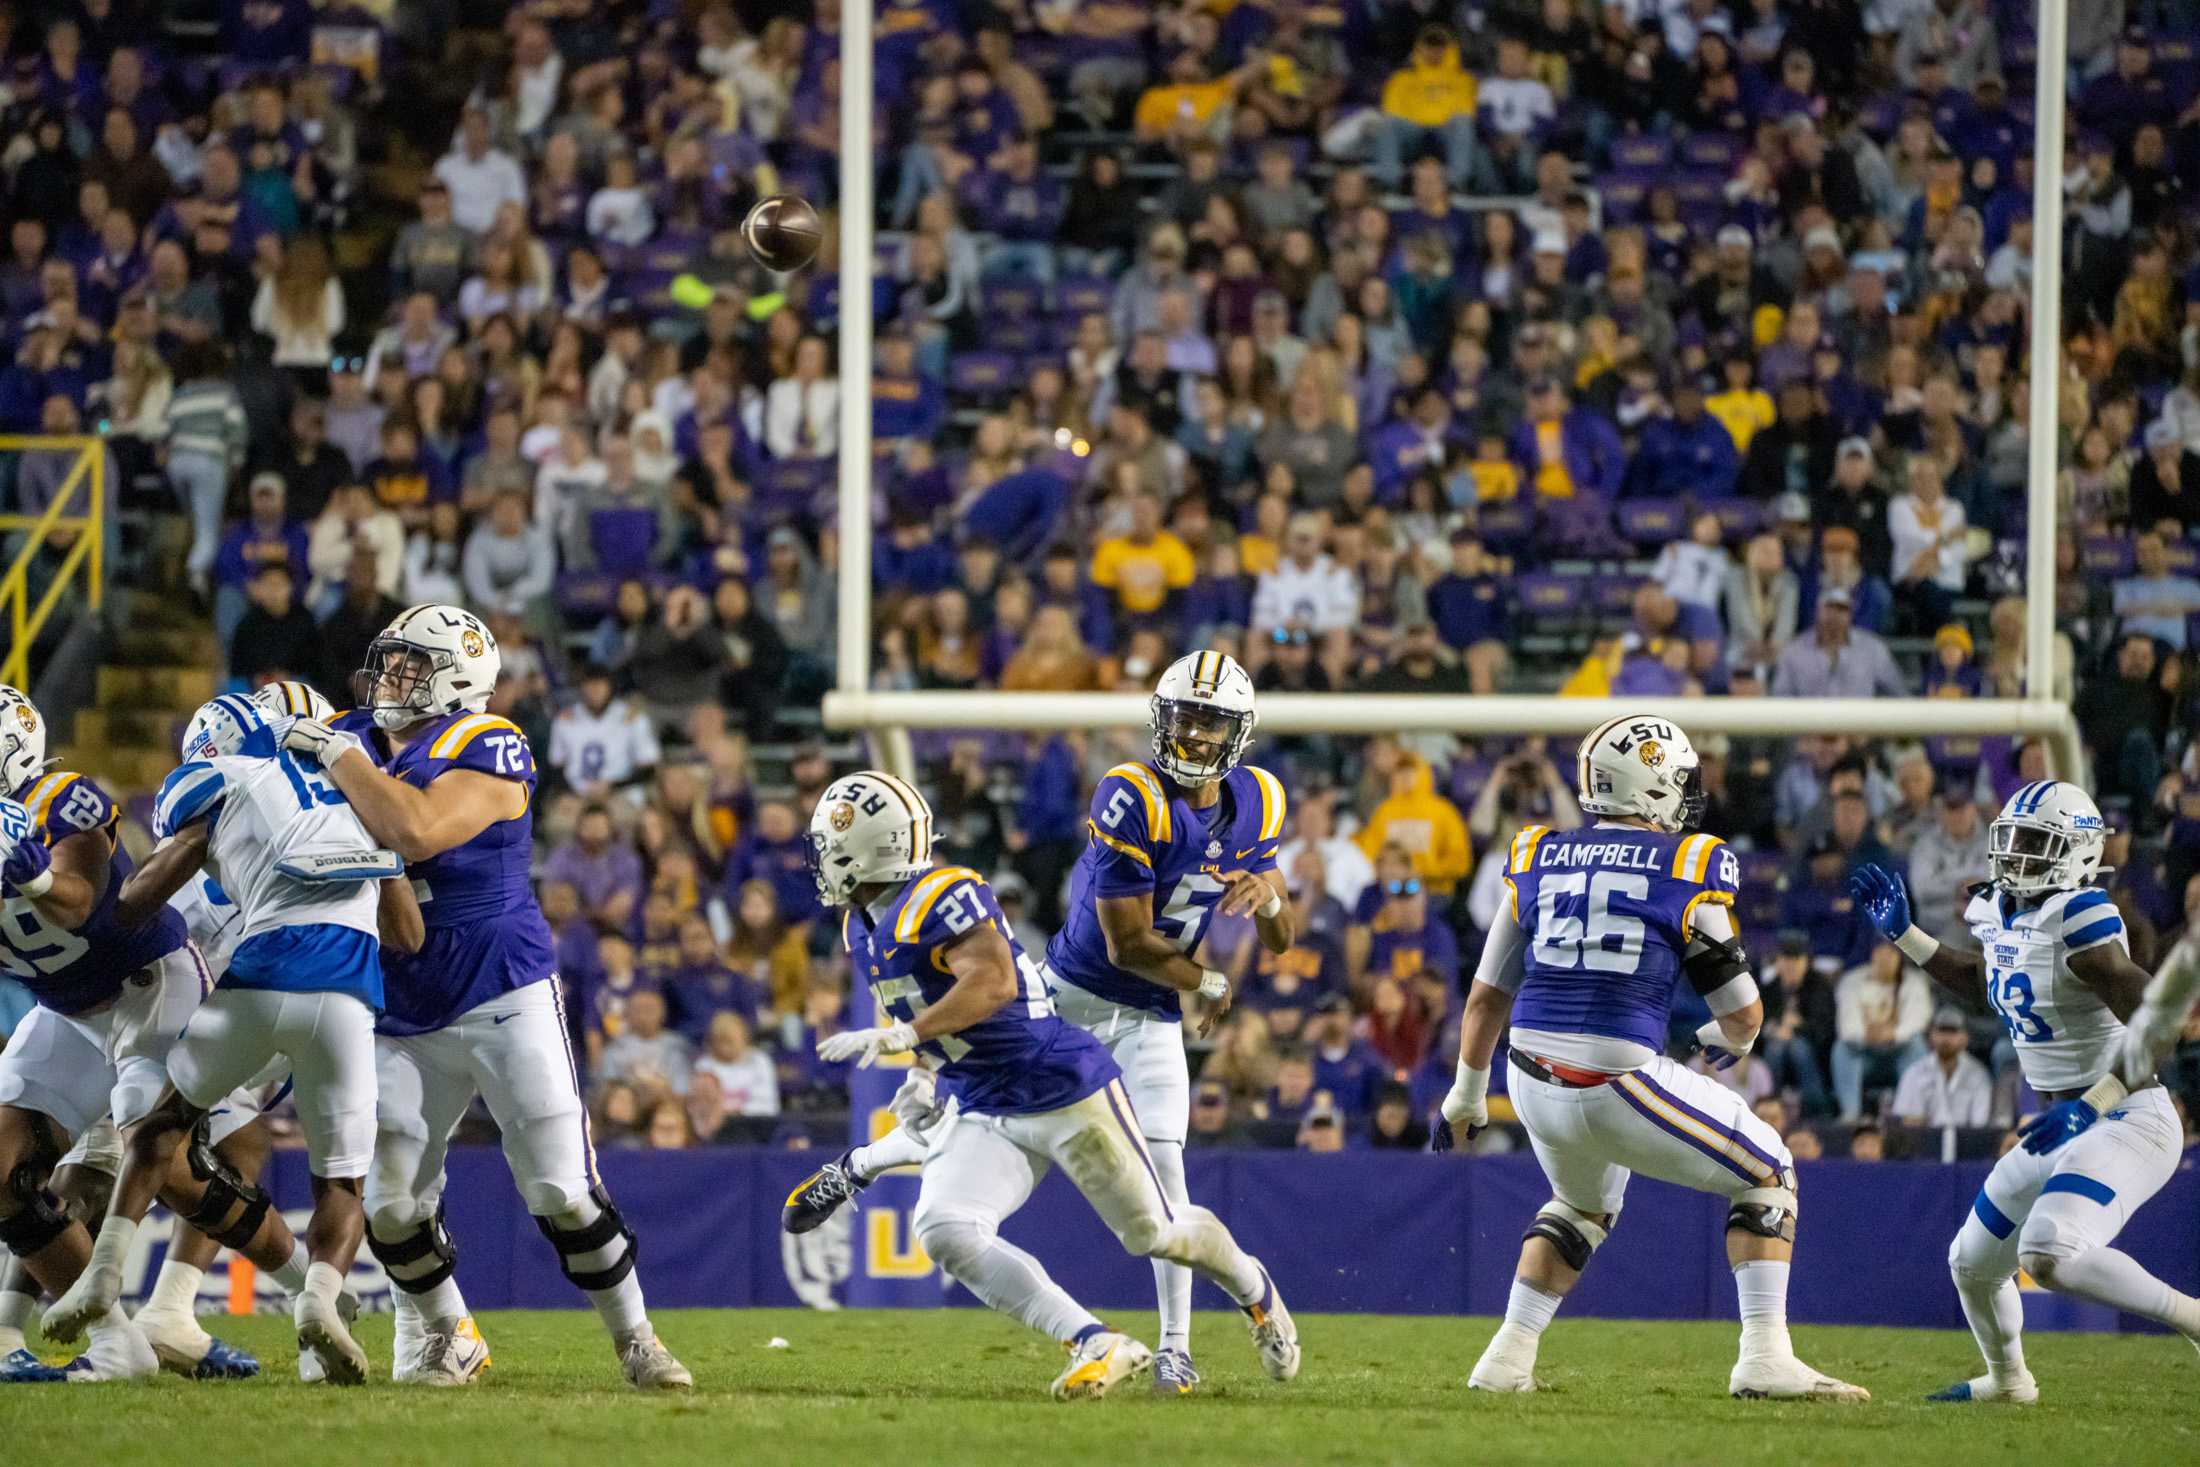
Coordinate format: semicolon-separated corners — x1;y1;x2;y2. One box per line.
782;1149;869;1234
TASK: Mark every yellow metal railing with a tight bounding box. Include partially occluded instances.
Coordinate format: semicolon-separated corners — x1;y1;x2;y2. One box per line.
0;435;105;688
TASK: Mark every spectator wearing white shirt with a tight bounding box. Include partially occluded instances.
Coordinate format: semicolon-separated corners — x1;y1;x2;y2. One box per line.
305;482;405;611
549;664;664;794
460;486;556;619
1888;452;1969;629
1252;514;1361;655
2113;530;2200;651
1890;1008;1995;1128
1475;34;1555;190
433;106;527;235
1274;785;1376;912
599;989;694;1103
694;1012;780;1118
763;334;839;459
1652;511;1733;661
249;235;345;374
586;152;657;247
1832;942;1933;1120
509;20;564;136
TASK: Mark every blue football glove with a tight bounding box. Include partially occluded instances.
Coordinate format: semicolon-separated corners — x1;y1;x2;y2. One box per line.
0;798;49;893
1847;864;1913;941
2016;1097;2100;1155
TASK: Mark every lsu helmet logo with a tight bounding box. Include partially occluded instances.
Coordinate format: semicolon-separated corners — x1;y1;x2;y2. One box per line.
828;801;857;833
11;704;34;733
1636;739;1665;769
460;628;487;659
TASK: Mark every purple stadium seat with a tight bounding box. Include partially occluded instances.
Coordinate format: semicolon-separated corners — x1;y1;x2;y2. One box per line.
1609;135;1672;169
1539;495;1619;556
1587;575;1642;620
949;351;1019;400
1739;848;1785;891
2082;536;2134;576
1616;498;1687;545
985;316;1046;354
1054;276;1112;317
555;572;619;620
1513;574;1584;618
984;280;1045;320
2165;539;2199;575
758;458;833;499
1679;134;1743;171
1476;501;1534;549
588;510;658;576
1709;499;1764;540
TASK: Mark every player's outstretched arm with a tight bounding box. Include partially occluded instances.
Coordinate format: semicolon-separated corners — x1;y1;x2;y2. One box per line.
2119;927;2200;1086
290;720;524;861
114;823;211;927
1848;864;1986;1006
816;926;1021;1069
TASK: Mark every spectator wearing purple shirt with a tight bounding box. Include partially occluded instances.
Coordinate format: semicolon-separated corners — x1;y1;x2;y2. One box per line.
544;802;647;934
212;470;309;647
724;799;821;931
970;136;1062;283
665;914;766;1046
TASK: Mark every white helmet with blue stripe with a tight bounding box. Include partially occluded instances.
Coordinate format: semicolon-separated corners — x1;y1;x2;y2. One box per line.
249;679;335;723
1989;780;2107;896
179;694;278;762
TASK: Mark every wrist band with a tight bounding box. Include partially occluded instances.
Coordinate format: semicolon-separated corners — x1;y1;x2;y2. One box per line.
1454;1061;1489;1105
1893;925;1940;965
1198;968;1229;1000
17;868;52;898
1256;888;1283;919
2079;1072;2129;1114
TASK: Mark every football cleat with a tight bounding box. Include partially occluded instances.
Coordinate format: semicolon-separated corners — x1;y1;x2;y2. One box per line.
1467;1335;1541;1393
1729;1353;1869;1401
0;1346;66;1383
1240;1265;1300;1382
1051;1329;1152;1401
783;1150;869;1235
1151;1347;1199;1397
620;1330;694;1391
1927;1373;2037;1404
296;1289;368;1386
40;1265;122;1345
59;1321;159;1382
135;1306;261;1379
297;1290;359;1382
401;1317;490;1387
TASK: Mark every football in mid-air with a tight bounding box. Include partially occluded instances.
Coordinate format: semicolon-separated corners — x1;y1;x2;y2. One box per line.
742;193;824;273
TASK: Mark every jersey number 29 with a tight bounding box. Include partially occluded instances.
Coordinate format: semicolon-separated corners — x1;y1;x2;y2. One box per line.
1532;872;1648;974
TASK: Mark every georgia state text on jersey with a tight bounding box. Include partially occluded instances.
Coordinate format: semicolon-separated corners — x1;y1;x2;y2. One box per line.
329;707;555;1034
846;865;1117;1115
1962;885;2129;1091
1504;823;1740;1055
3;770;187;1013
1046;761;1288;1019
154;747;400;1009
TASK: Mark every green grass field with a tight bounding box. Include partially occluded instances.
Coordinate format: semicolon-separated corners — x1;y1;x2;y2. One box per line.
4;1309;2195;1466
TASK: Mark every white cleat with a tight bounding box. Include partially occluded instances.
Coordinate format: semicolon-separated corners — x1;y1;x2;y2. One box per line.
1730;1353;1870;1401
1926;1372;2038;1404
619;1329;694;1391
41;1265;122;1345
296;1290;368;1386
1468;1333;1541;1392
60;1319;159;1382
1240;1265;1300;1382
1050;1330;1153;1401
297;1291;359;1382
397;1317;490;1386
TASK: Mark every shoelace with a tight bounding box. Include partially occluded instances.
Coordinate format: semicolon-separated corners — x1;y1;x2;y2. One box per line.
420;1331;455;1374
807;1165;857;1206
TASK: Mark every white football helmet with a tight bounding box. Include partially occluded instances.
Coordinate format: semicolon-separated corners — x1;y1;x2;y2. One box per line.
180;694;277;761
1150;651;1256;788
806;770;936;906
356;604;501;730
250;679;336;722
1575;713;1705;833
1989;780;2108;896
0;684;49;794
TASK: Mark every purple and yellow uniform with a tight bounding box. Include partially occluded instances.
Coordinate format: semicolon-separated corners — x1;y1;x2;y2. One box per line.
3;770;188;1014
1045;761;1288;1020
331;708;554;1035
845;865;1116;1116
1504;824;1740;1054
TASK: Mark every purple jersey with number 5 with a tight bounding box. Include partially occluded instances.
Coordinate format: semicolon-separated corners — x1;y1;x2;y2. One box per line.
1045;760;1287;1020
844;864;1116;1115
4;771;188;1015
1504;824;1740;1052
332;708;555;1033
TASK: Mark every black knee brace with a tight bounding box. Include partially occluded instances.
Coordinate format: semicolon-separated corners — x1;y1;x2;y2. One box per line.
0;1187;70;1257
533;1186;636;1292
1726;1184;1799;1244
184;1131;272;1251
1524;1204;1611;1272
366;1201;460;1294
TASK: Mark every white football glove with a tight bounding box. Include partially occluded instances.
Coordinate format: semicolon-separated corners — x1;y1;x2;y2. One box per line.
817;1020;919;1068
888;1067;944;1132
1694;1018;1754;1073
1433;1060;1489;1152
280;716;367;768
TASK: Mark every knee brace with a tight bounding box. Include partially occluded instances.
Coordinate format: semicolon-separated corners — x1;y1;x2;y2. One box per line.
533;1185;636;1292
1726;1185;1798;1244
1525;1201;1611;1272
0;1187;70;1257
4;1109;65;1203
183;1128;272;1251
367;1199;460;1294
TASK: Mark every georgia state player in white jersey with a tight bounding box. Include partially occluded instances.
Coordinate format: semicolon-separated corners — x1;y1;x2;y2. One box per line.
1438;714;1867;1401
41;694;420;1383
806;770;1298;1399
281;604;691;1390
1852;780;2200;1404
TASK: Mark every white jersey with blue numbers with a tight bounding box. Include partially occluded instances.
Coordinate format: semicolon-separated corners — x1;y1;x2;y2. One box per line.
170;874;246;977
155;749;402;948
1961;885;2129;1092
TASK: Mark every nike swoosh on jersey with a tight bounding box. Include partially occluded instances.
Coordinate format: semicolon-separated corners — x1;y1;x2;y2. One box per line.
1236;847;1259;859
492;1013;518;1025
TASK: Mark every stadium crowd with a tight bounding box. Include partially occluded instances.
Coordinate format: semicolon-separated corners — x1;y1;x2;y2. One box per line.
4;0;2200;1162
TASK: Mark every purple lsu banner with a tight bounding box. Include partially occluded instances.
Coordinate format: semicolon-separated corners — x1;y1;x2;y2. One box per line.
215;1146;2200;1332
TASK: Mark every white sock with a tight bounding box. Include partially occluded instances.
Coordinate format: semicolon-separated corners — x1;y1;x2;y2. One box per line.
2050;1247;2200;1337
142;1260;206;1318
304;1261;344;1310
1497;1278;1563;1341
411;1275;468;1327
1952;1267;2028;1382
1150;1204;1266;1307
270;1240;310;1296
1733;1259;1793;1359
0;1282;36;1352
1147;1140;1193;1352
83;1216;136;1289
936;1228;1100;1342
590;1274;650;1343
850;1126;929;1179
